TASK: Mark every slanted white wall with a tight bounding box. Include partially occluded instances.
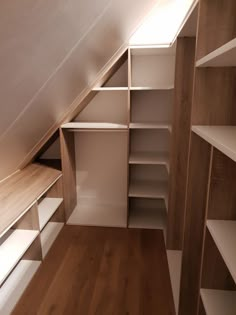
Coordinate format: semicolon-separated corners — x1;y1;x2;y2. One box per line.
0;0;161;180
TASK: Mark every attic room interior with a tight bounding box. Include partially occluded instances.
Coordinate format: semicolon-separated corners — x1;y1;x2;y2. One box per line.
1;0;236;314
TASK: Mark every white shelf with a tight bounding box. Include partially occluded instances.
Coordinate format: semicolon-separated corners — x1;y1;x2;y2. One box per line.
0;260;41;315
41;222;64;259
92;87;128;91
129;180;168;199
167;250;182;314
38;197;63;231
61;122;128;130
130;86;174;90
129;122;171;130
192;126;236;163
196;38;236;67
129;151;169;168
0;229;39;286
207;220;236;282
128;207;166;230
200;289;236;315
67;204;127;228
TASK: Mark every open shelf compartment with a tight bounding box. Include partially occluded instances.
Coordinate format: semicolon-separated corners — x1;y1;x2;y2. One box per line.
38;197;63;231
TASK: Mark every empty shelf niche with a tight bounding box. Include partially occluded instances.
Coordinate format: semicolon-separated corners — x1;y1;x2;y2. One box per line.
0;229;39;286
130;89;172;128
41;222;64;258
129;198;167;230
0;260;41;315
38;197;63;231
131;48;175;89
73;89;128;125
129;164;168;199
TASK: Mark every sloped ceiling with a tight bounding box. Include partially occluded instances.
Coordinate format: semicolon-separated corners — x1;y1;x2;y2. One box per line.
0;0;161;180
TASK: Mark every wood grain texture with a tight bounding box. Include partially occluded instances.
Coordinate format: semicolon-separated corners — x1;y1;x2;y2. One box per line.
0;164;61;236
13;226;175;315
196;0;236;60
60;129;77;220
192;68;236;125
46;177;65;223
179;133;212;315
167;37;196;250
208;148;236;220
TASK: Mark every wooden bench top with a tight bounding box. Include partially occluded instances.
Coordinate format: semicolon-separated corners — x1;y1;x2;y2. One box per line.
0;164;62;237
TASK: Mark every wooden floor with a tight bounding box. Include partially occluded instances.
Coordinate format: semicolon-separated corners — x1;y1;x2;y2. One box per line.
13;226;175;315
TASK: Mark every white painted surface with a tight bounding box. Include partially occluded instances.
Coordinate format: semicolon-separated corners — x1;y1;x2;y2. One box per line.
38;197;63;231
0;260;41;315
130;123;170;129
0;229;39;286
74;90;128;124
200;289;236;315
192;126;236;163
61;122;128;130
103;60;128;87
70;132;128;227
207;220;236;282
167;250;182;314
131;55;175;88
196;38;236;67
0;0;163;181
41;222;64;258
93;87;128;91
129;151;169;166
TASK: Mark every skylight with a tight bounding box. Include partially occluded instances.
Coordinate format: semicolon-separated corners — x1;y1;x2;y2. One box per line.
130;0;196;46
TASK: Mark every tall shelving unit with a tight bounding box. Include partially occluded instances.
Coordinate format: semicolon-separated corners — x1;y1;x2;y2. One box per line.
128;46;175;232
60;45;176;235
0;164;65;315
179;1;236;315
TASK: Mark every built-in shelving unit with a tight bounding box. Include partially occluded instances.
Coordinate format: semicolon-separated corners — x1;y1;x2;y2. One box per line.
38;197;63;231
0;229;39;286
207;220;236;282
192;126;236;163
179;2;236;315
41;222;64;258
200;289;236;315
0;260;41;315
196;38;236;67
0;163;65;314
127;46;175;231
61;122;128;130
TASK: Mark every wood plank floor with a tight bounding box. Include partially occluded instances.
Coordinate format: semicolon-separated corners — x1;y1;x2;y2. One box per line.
13;226;175;315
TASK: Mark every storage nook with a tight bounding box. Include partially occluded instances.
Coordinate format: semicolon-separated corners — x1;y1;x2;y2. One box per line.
61;45;175;235
0;164;64;315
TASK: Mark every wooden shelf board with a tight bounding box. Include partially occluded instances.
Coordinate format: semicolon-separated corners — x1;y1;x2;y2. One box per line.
128;207;166;230
196;38;236;67
67;204;127;228
92;87;128;91
192;126;236;163
207;220;236;282
38;197;63;231
0;229;39;286
0;260;41;315
130;86;174;91
167;250;182;313
129;123;171;130
0;163;62;238
129;180;168;199
129;151;169;168
200;289;236;315
61;122;128;131
41;222;64;259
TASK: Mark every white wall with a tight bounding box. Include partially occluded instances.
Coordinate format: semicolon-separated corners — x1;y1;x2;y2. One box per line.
0;0;160;180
